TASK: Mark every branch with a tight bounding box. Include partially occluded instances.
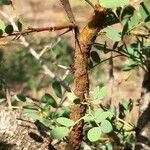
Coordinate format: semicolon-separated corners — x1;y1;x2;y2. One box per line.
0;23;75;39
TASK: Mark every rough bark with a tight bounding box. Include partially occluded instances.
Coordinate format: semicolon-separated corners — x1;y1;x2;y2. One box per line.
135;62;150;150
66;5;108;150
0;107;54;150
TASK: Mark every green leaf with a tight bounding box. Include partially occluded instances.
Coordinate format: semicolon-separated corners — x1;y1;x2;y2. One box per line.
16;95;33;103
104;26;121;42
122;63;137;71
106;143;113;150
51;127;69;139
67;92;80;104
42;108;51;118
16;20;22;31
91;99;103;105
121;21;128;39
5;25;13;34
0;0;12;5
128;12;140;28
87;127;101;142
139;2;150;21
101;120;113;133
83;114;93;123
121;5;135;21
99;0;129;8
145;15;150;22
52;81;62;98
0;19;5;31
100;85;108;99
93;110;113;123
56;117;74;127
26;112;50;127
59;106;70;117
23;106;38;113
0;29;3;36
41;93;57;108
92;85;108;101
26;113;42;121
90;51;101;63
120;99;133;112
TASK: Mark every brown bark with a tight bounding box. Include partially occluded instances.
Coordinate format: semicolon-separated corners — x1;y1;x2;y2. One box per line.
135;61;150;150
0;107;54;150
66;5;108;150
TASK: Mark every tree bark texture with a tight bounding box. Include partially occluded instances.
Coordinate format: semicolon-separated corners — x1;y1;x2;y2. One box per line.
135;62;150;150
66;5;108;150
0;107;54;150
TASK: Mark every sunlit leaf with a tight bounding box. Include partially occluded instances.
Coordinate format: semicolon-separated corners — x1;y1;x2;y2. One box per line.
23;106;38;113
56;117;74;127
92;85;108;101
93;110;113;123
99;0;129;8
101;120;113;133
87;127;101;142
128;12;140;28
139;2;150;21
83;114;93;123
104;26;121;42
0;19;5;31
67;92;80;104
51;127;69;139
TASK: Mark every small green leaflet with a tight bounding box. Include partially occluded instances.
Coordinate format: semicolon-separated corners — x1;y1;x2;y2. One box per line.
41;93;57;108
56;117;74;127
16;95;33;103
103;26;121;42
101;120;113;133
52;81;62;98
51;127;69;139
139;2;150;21
5;25;13;34
99;0;129;8
92;85;108;102
90;51;101;63
93;110;114;123
0;0;12;5
0;19;5;31
87;127;101;142
67;92;80;103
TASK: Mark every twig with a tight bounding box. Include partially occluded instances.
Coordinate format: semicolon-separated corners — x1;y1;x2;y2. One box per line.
107;52;114;104
0;23;75;39
6;89;12;110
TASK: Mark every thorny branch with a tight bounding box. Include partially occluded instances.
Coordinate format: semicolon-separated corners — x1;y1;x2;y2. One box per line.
0;23;75;39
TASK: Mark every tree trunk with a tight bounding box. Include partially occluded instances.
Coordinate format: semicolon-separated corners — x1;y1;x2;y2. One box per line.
66;5;108;150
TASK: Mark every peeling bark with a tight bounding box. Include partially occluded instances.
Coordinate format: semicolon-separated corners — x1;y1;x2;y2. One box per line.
66;6;108;150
